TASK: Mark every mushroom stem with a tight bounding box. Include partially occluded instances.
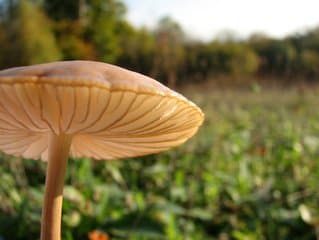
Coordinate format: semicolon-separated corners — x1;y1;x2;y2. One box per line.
41;133;72;240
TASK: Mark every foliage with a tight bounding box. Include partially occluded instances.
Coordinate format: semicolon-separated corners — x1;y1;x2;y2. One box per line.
44;0;83;20
0;1;61;67
42;0;127;62
151;16;186;87
299;50;319;79
117;25;155;75
1;0;319;84
251;38;297;76
1;1;319;238
1;87;319;239
84;0;127;63
204;42;259;76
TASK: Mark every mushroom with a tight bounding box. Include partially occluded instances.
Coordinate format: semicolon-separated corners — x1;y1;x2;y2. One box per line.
0;61;204;240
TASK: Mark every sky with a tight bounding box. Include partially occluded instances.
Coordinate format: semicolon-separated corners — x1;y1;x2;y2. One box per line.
123;0;319;41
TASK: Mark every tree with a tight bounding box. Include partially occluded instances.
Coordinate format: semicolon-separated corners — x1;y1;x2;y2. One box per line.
224;43;260;76
250;38;296;76
152;16;186;87
117;24;155;75
299;50;319;79
1;0;61;67
43;0;83;21
42;0;127;62
0;24;5;67
85;0;127;63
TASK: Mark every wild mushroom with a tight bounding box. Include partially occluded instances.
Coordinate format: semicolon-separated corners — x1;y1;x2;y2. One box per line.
0;61;204;240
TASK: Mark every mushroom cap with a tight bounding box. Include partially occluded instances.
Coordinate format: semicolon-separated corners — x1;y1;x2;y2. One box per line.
0;61;204;161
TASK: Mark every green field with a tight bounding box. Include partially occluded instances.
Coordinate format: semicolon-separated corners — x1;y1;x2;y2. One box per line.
1;87;319;240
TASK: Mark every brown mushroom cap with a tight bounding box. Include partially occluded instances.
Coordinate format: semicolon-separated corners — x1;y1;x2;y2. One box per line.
0;61;204;161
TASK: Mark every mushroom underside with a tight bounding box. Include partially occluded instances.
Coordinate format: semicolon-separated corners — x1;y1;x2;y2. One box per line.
0;82;202;160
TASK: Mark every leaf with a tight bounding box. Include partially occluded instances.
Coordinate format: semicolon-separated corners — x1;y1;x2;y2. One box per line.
105;211;166;239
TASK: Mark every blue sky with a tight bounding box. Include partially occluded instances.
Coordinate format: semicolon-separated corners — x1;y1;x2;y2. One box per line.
123;0;319;41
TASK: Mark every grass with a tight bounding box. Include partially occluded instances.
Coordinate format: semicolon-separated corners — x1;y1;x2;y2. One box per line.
1;86;319;239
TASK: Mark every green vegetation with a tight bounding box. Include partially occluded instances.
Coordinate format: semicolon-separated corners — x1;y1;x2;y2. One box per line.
1;0;319;239
1;87;319;239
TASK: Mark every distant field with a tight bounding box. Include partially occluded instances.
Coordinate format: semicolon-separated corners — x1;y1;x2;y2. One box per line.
1;86;319;240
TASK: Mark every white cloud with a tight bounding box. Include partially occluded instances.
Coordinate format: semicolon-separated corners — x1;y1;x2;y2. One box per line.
123;0;319;40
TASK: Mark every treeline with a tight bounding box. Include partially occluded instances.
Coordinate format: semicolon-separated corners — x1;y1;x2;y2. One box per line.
0;0;319;86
